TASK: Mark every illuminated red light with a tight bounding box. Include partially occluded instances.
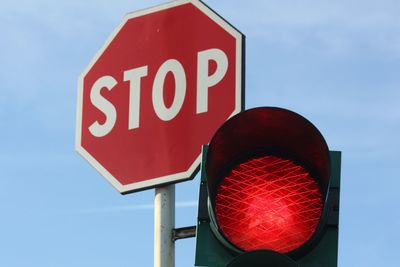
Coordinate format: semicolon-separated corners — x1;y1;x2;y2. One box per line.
215;155;323;253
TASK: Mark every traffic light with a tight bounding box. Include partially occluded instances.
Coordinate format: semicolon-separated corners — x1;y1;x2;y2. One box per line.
195;107;341;267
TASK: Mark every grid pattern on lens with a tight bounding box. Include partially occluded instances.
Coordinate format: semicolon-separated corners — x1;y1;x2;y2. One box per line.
215;155;323;253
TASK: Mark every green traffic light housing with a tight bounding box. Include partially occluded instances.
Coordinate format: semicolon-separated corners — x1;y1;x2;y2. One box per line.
227;250;299;267
195;107;341;267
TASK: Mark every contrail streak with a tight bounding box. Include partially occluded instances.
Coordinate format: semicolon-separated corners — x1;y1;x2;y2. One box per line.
72;200;198;214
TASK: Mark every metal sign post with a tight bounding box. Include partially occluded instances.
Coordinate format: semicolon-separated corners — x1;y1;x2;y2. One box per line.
154;185;175;267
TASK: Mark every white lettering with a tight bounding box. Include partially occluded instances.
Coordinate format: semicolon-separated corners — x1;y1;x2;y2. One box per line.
152;59;186;121
196;48;228;114
124;66;148;130
88;76;118;137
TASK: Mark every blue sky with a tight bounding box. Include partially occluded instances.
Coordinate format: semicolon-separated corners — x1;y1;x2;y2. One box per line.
1;0;399;266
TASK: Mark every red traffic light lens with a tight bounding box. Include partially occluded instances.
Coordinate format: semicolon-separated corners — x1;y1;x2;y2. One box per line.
215;154;323;253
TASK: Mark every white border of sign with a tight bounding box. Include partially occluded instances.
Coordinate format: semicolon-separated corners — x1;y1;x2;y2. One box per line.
75;0;244;194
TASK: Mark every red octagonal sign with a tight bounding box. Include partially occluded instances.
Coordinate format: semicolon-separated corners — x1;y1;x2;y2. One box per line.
76;0;244;194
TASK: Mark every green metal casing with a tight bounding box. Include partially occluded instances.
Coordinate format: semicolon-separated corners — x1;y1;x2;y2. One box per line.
194;147;341;267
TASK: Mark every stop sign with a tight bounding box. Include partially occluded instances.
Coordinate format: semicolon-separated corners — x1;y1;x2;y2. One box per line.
76;0;244;194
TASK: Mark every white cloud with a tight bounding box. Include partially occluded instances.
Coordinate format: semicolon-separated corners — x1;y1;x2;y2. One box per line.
71;200;197;214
